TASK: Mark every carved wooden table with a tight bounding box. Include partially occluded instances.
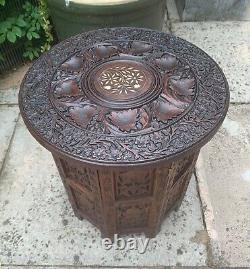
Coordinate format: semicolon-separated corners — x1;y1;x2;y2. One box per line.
19;28;230;239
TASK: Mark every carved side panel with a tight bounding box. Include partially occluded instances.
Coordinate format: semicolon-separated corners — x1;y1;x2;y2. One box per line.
114;170;154;200
53;151;200;238
116;202;151;230
171;156;196;186
162;151;199;217
112;169;154;234
99;169;116;238
52;154;81;218
147;165;172;236
71;188;102;226
55;156;104;228
60;159;94;192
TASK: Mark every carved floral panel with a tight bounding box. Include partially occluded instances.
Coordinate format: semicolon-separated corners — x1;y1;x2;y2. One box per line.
115;170;154;200
117;203;150;229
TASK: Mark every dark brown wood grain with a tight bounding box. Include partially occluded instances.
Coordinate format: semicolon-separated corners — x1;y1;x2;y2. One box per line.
53;151;199;238
19;27;229;238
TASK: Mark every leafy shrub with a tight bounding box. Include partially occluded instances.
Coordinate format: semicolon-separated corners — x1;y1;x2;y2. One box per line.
0;0;53;61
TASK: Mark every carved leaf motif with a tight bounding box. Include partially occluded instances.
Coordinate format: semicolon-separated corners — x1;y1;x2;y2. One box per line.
154;99;184;122
155;54;177;72
55;79;80;97
139;109;149;129
94;44;118;59
130;41;152;55
109;109;137;132
61;56;83;71
169;78;195;97
69;105;96;128
162;75;190;108
119;53;143;61
161;93;187;108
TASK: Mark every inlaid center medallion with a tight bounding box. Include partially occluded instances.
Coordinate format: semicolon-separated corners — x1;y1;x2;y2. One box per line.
99;64;145;94
91;60;155;102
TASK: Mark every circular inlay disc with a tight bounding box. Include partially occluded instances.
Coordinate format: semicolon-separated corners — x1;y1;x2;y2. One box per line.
92;60;153;100
85;59;160;108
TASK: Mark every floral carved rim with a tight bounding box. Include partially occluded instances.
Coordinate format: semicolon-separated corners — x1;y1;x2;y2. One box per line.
19;27;230;165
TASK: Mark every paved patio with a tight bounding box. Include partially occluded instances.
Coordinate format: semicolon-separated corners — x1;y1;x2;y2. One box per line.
0;1;250;268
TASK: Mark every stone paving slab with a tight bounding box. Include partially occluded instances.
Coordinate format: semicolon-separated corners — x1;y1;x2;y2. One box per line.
0;105;19;171
162;9;170;33
0;64;30;91
0;119;207;267
196;104;250;267
0;266;212;269
172;21;250;103
166;0;180;22
0;88;19;105
175;0;250;21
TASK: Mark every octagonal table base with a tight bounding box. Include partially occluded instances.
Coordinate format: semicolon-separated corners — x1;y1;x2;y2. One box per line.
53;151;199;239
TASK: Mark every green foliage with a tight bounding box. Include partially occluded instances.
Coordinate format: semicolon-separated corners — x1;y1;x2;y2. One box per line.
0;0;54;62
23;44;40;60
39;0;53;53
0;15;26;44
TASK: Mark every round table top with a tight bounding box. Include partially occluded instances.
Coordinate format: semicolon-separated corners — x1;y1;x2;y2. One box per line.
19;27;230;167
